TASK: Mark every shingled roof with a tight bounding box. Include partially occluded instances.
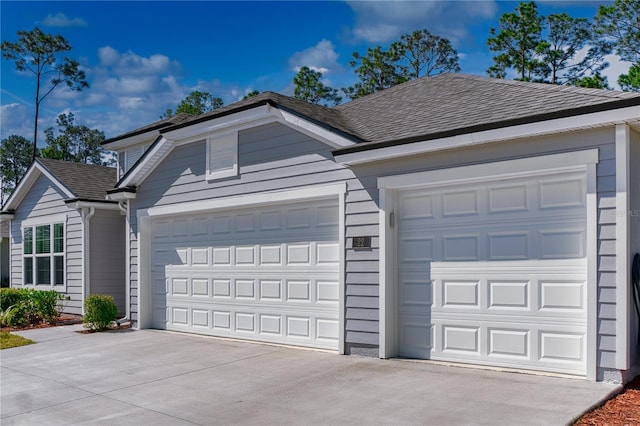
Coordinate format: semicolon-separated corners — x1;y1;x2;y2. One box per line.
334;73;640;149
109;73;640;150
102;112;193;144
37;158;117;202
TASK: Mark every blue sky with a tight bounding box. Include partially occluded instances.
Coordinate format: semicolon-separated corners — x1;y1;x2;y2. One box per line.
1;1;626;144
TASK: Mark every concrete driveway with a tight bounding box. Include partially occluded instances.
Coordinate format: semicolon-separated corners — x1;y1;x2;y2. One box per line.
1;325;618;425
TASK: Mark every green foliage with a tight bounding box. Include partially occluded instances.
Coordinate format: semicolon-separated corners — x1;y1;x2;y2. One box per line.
293;66;342;106
343;46;407;99
594;0;640;65
41;112;111;165
487;1;546;81
390;29;460;79
0;332;35;349
243;90;260;100
0;288;66;327
83;295;118;331
574;73;610;89
538;13;592;84
0;27;88;156
619;64;640;91
0;135;34;202
163;91;223;118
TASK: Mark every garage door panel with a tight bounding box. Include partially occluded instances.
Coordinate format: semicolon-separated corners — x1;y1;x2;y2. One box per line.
151;199;340;350
397;169;588;376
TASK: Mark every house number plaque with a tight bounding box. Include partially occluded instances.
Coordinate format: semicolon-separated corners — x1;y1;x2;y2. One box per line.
353;236;372;249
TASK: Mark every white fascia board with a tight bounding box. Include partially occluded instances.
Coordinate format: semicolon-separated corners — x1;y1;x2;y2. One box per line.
2;162;75;211
66;201;122;211
144;183;346;218
106;190;136;201
102;131;159;151
275;109;356;148
162;105;274;143
116;137;174;188
338;106;640;165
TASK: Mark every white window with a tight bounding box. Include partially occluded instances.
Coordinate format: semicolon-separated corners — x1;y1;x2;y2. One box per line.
206;131;238;181
23;222;65;287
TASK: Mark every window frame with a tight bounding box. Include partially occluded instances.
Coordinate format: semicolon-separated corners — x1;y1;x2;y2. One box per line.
22;215;67;290
206;130;238;181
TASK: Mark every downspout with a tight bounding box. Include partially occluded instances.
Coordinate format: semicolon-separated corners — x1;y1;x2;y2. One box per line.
80;207;95;314
117;200;131;324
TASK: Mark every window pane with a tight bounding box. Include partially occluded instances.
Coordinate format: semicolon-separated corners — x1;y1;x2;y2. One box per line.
54;223;64;253
36;257;51;285
24;227;33;254
36;225;50;254
24;258;33;284
54;256;64;286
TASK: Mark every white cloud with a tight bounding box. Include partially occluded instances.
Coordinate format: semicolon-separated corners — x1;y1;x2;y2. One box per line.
41;13;87;28
347;0;498;45
289;40;341;74
572;45;633;90
0;103;32;141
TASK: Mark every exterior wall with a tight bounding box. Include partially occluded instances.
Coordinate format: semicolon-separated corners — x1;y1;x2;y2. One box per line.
1;220;9;285
345;127;620;374
9;174;84;314
629;128;640;368
127;122;360;335
89;209;126;314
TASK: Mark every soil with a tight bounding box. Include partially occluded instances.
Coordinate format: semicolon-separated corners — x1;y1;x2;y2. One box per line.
574;376;640;425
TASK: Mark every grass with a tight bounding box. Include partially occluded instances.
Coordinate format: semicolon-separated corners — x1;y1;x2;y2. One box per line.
0;331;35;349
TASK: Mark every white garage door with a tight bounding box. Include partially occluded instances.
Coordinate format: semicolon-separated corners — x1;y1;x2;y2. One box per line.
151;199;340;350
397;169;588;376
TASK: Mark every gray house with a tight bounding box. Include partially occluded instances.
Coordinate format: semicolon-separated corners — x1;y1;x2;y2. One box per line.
1;158;126;314
104;73;639;382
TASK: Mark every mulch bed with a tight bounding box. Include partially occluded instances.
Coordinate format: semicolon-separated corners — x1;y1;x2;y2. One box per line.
0;314;83;332
574;375;640;425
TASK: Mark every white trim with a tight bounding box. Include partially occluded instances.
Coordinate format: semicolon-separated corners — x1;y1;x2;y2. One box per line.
67;201;122;211
3;162;75;211
102;131;158;151
275;109;356;148
615;124;631;370
144;183;347;218
378;149;599;190
586;162;598;381
106;191;137;202
116;137;174;188
377;151;599;379
136;182;347;351
80;207;96;315
205;130;238;181
338;106;640;165
22;214;69;228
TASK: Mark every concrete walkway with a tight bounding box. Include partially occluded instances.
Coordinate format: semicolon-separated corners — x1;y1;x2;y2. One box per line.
1;325;618;425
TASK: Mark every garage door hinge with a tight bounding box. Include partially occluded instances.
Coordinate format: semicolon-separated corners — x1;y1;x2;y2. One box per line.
390;212;395;228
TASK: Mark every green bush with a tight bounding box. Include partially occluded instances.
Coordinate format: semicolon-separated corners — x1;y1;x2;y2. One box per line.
0;288;66;327
84;295;118;331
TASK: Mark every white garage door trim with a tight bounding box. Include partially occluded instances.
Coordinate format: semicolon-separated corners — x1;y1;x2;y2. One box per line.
137;182;346;353
378;150;599;379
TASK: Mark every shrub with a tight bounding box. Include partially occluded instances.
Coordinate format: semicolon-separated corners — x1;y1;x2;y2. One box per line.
84;295;118;331
0;288;66;327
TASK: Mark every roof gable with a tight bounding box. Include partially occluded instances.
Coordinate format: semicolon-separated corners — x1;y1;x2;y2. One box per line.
2;158;117;211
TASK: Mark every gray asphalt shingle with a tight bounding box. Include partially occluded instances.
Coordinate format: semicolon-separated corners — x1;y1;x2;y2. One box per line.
37;158;117;202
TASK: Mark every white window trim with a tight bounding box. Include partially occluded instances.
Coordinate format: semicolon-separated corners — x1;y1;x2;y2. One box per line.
206;130;238;181
21;215;68;290
378;149;599;380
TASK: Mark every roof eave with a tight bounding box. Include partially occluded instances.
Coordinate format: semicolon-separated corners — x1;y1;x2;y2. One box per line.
334;103;640;165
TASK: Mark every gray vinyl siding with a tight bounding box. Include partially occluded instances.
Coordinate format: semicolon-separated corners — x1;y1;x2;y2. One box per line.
128;123;365;342
345;127;620;371
89;209;126;314
629;128;640;366
9;175;84;314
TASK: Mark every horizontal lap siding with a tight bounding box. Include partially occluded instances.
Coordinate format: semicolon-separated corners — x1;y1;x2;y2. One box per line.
129;123;376;345
9;175;84;314
89;209;126;313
